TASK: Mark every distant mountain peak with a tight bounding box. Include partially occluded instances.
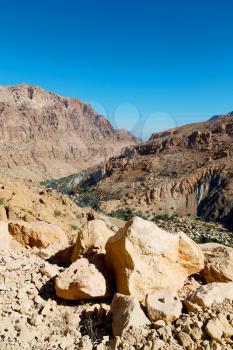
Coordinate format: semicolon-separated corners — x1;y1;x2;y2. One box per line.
209;111;233;121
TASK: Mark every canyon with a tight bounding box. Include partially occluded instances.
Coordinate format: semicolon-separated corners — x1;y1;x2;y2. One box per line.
50;113;233;227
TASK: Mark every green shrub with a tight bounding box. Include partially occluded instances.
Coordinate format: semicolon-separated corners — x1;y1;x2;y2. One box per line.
70;224;78;230
0;197;4;206
110;208;146;221
54;209;62;217
152;214;177;224
77;184;100;210
198;236;219;244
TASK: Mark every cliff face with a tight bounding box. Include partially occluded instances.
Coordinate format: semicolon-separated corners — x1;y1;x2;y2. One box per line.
0;84;137;180
51;114;233;226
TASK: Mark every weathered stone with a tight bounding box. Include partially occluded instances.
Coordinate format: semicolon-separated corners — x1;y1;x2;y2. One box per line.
0;221;9;250
39;263;59;279
106;217;204;302
71;219;114;262
151;339;166;350
218;313;233;338
185;282;233;313
111;293;150;336
177;331;194;348
205;318;223;340
190;324;203;340
146;288;182;323
0;207;7;221
153;320;166;328
55;258;110;300
200;243;233;282
178;232;204;276
8;221;68;248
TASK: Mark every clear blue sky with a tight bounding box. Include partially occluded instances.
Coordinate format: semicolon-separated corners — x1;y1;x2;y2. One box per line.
0;0;233;139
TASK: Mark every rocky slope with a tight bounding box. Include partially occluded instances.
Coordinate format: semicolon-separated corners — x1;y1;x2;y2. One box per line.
1;206;233;350
0;84;137;180
0;175;125;249
50;113;233;228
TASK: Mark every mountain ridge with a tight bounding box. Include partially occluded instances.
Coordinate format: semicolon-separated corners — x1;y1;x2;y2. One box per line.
48;114;233;228
0;84;137;180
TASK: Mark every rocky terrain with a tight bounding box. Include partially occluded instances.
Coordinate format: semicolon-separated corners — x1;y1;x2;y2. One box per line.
49;113;233;228
0;84;137;181
1;198;233;350
1;86;233;350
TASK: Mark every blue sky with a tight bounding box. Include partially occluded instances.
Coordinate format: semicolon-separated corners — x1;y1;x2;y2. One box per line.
0;0;233;139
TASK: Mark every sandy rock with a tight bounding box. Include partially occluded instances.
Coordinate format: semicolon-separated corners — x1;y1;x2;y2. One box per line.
151;339;166;349
146;288;182;323
185;282;233;312
111;293;150;336
205;318;223;340
178;232;204;275
78;335;93;350
200;243;233;282
153;320;166;328
0;207;7;221
177;331;194;348
39;263;60;278
8;221;68;248
106;217;204;302
0;221;9;250
55;258;110;300
190;324;203;340
218;313;233;338
71;219;114;262
178;277;201;301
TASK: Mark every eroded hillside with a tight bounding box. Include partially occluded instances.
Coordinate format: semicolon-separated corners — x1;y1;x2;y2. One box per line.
48;114;233;228
0;84;137;180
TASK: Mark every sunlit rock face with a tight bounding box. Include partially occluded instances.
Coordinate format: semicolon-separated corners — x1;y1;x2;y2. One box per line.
0;84;137;180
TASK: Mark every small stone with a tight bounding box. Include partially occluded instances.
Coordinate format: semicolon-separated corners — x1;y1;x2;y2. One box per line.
205;318;223;340
0;282;7;291
190;325;203;340
153;320;166;328
146;288;182;323
177;331;194;348
29;314;42;326
39;264;59;278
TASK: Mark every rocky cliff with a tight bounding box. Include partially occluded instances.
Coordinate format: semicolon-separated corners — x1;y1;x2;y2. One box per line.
0;84;137;180
49;114;233;227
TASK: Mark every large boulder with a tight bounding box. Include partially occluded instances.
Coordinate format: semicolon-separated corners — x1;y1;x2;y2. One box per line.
0;221;9;250
200;243;233;282
185;282;233;313
55;258;111;300
146;288;182;323
111;293;150;336
105;217;204;302
71;219;114;262
8;221;68;248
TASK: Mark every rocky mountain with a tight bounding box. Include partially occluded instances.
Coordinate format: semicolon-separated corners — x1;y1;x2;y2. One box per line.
209;111;233;121
49;114;233;228
0;84;137;180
